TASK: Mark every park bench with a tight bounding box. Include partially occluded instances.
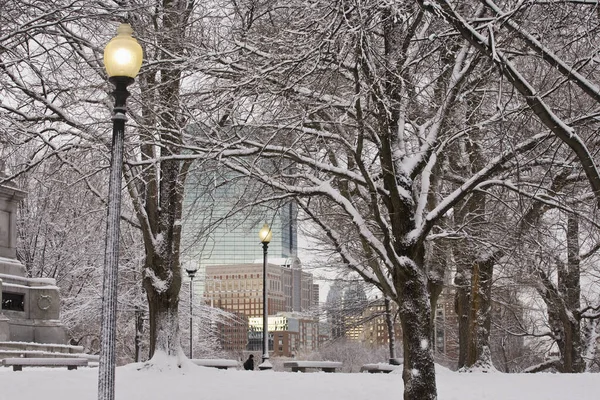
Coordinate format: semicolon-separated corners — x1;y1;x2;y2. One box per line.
191;359;240;370
360;363;400;373
1;357;89;371
283;361;342;373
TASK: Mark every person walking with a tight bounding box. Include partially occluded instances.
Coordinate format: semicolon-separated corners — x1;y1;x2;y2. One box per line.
243;354;254;371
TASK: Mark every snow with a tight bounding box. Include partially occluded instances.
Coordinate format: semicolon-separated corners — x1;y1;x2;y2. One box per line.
1;362;599;400
191;358;239;368
143;268;170;293
257;359;273;370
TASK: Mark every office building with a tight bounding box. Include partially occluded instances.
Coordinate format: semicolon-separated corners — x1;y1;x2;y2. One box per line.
180;165;298;295
204;261;318;352
248;313;319;356
181;166;297;265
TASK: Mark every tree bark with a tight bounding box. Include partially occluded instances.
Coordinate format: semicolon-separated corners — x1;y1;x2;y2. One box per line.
554;215;584;372
466;257;494;369
144;270;182;358
536;214;584;373
134;305;144;362
454;272;470;368
384;297;397;360
397;268;436;400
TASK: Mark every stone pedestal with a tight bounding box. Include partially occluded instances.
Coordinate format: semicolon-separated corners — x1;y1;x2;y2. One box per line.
0;183;26;261
0;279;9;341
0;316;9;341
0;182;67;345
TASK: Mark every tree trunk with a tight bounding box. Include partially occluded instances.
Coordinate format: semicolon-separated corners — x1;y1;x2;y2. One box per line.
454;254;471;368
562;214;584;372
536;214;584;373
465;257;494;369
134;305;144;362
561;316;584;373
145;276;182;359
397;268;437;400
582;319;599;371
384;297;397;360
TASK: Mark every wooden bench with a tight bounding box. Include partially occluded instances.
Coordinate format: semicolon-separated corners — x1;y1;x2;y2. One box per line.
360;363;399;373
191;359;239;370
283;361;342;373
1;357;89;371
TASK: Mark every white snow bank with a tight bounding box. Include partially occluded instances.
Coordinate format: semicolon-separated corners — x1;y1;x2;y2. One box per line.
1;361;599;400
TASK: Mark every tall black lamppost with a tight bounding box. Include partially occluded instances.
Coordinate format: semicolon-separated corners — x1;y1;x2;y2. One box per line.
258;223;272;370
185;266;198;359
99;23;143;400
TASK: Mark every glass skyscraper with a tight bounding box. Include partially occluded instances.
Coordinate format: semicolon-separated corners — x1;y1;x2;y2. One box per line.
180;163;298;287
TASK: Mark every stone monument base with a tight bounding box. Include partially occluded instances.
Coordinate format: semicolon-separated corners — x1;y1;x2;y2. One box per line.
1;259;68;345
0;179;68;346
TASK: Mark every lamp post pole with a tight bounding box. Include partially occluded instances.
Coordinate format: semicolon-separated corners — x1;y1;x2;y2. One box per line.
99;23;143;400
262;241;268;363
258;223;272;370
98;76;132;400
186;268;197;359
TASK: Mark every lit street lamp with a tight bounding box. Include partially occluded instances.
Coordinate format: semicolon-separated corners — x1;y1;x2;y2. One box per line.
99;23;143;400
258;223;272;370
185;266;199;359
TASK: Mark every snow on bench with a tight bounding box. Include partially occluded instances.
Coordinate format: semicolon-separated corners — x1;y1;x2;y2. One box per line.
1;357;89;371
191;359;240;370
360;363;400;373
283;361;342;373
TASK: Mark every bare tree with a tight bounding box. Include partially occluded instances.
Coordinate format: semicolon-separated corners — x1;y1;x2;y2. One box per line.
181;1;587;398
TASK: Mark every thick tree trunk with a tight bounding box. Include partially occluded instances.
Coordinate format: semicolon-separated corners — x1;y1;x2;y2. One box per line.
561;317;584;373
397;269;437;400
142;247;183;360
547;306;584;373
454;255;496;370
145;281;182;359
465;258;494;369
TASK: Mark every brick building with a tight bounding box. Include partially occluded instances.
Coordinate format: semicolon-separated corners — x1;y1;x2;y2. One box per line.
203;261;318;353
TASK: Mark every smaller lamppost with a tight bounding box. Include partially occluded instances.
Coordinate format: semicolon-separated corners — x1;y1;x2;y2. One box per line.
186;266;198;359
258;223;272;370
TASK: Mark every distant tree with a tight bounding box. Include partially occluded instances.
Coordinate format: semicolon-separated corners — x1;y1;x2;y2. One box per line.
183;1;592;397
12;156;147;362
303;340;389;373
413;0;600;371
0;0;211;363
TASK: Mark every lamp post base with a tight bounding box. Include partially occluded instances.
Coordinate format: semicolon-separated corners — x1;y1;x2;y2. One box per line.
258;360;273;370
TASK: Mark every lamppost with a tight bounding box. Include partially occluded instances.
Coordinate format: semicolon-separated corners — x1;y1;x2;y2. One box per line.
185;266;198;359
258;223;272;370
99;23;143;400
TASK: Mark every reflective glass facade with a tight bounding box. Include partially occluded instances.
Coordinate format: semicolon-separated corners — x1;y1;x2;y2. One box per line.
180;165;298;292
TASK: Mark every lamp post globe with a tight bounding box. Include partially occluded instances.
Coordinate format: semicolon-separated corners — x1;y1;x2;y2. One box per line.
258;223;272;370
98;22;143;400
104;23;144;79
259;223;273;244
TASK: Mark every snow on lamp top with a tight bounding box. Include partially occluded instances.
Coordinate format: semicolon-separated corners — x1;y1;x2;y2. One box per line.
103;23;143;78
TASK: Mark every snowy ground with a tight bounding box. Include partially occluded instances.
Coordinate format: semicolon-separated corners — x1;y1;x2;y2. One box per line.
1;361;599;400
